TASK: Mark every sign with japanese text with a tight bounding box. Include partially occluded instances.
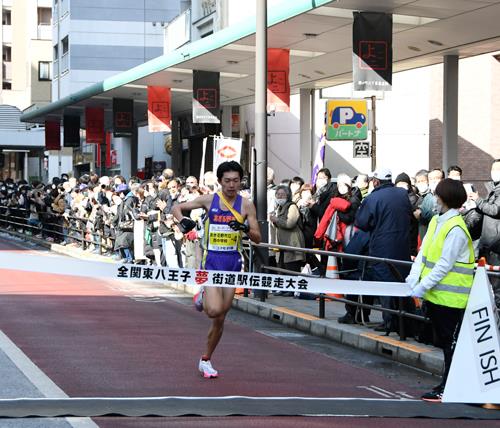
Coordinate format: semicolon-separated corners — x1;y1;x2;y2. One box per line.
326;100;368;141
193;70;220;124
148;86;171;132
85;107;105;144
353;12;392;91
353;140;370;158
113;98;134;137
267;48;290;112
45;120;61;151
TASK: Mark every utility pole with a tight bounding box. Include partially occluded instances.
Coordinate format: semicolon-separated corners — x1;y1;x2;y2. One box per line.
254;0;268;300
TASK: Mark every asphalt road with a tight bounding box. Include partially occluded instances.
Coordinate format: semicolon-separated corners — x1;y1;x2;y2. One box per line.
0;235;498;427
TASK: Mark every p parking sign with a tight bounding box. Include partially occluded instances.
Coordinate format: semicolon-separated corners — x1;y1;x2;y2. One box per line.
326;100;368;141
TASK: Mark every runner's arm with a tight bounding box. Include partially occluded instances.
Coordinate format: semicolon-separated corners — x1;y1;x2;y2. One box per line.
244;200;261;243
171;195;211;222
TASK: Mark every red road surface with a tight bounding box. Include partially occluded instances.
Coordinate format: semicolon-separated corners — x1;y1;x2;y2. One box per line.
0;239;498;427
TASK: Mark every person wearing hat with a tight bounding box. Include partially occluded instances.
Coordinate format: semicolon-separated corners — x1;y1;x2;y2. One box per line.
355;167;413;333
395;172;421;257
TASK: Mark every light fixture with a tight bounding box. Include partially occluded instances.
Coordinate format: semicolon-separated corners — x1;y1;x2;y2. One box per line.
227;60;239;64
168;67;248;78
428;40;444;46
303;33;318;38
307;7;438;26
408;46;422;52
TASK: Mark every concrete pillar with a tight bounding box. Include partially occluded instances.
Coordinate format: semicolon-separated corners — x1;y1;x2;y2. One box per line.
221;105;232;137
120;137;132;179
300;88;313;180
23;152;28;181
442;55;459;171
131;126;138;176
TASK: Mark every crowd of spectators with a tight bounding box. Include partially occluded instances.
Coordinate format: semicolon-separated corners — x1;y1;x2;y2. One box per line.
1;160;499;336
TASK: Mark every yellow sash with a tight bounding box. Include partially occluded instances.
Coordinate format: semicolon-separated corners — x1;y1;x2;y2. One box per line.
217;192;244;223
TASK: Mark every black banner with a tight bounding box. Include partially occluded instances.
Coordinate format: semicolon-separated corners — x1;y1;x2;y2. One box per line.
113;98;134;137
63;115;80;148
353;12;392;91
193;70;220;124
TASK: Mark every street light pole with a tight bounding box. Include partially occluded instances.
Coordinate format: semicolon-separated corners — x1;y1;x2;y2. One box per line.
254;0;268;299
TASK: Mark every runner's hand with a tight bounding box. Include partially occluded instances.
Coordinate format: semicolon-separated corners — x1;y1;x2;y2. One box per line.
178;217;196;233
228;220;249;233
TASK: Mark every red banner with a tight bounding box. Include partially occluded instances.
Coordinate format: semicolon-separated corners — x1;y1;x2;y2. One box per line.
85;107;104;144
45;121;61;150
267;48;290;112
148;86;171;132
105;131;112;168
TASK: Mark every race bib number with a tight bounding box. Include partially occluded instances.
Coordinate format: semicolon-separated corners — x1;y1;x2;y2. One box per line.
208;224;239;251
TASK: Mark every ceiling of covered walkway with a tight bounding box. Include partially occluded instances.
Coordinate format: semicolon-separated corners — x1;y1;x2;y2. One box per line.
21;0;500;125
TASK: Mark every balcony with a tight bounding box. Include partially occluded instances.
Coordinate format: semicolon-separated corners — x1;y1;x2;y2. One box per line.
164;8;191;54
2;61;11;81
60;52;69;74
2;25;11;44
37;24;51;40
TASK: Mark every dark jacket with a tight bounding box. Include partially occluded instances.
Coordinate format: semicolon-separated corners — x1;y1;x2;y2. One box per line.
354;183;412;280
310;181;337;223
477;181;500;255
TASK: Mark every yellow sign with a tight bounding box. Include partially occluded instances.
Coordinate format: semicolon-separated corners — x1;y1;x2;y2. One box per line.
326;100;368;141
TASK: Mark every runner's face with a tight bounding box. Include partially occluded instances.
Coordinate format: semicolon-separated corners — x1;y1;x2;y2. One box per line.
219;171;241;198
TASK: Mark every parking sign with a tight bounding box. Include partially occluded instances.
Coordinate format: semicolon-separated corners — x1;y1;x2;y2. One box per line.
326;100;368;141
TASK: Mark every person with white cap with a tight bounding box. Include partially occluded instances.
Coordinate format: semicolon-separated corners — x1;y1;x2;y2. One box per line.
354;167;413;333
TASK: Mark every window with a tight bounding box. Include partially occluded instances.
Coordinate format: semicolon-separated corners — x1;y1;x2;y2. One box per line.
61;36;69;55
2;8;11;25
38;61;51;81
53;44;58;60
2;81;11;90
37;7;51;25
2;45;11;62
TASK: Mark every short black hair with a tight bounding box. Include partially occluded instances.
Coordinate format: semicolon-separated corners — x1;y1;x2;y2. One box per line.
430;168;445;179
217;161;243;180
447;165;462;175
435;178;467;209
317;168;331;179
291;176;305;187
415;169;429;178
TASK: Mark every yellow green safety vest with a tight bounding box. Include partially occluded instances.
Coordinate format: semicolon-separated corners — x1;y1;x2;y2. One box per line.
419;214;474;309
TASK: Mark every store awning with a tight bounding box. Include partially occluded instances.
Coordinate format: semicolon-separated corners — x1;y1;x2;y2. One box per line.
21;0;500;125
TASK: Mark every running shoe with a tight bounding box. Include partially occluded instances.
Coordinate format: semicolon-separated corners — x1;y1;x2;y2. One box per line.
193;287;204;312
421;389;442;402
198;359;218;379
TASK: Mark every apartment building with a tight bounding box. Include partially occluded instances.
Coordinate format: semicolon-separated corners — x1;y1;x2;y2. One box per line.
0;0;52;181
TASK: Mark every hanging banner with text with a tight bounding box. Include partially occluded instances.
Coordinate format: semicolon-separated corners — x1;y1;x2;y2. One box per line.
85;107;105;144
45;121;61;151
63;115;80;148
105;132;112;168
267;48;290;112
353;12;392;91
113;98;134;137
193;70;220;124
0;251;411;297
213;135;242;173
147;86;171;132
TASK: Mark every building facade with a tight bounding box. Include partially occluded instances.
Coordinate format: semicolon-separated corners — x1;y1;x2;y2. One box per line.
0;0;52;181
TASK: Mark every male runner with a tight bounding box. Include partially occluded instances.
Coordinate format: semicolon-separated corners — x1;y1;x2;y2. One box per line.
172;161;261;378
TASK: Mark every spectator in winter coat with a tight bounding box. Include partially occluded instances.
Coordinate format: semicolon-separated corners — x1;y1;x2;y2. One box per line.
469;158;500;308
355;167;413;333
395;172;421;256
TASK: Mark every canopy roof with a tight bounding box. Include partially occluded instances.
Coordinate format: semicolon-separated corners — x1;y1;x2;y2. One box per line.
21;0;500;125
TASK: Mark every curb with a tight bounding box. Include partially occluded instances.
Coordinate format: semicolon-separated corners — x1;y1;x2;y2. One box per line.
1;229;443;375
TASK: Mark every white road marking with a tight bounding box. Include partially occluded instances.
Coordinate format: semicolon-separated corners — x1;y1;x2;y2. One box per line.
0;330;98;428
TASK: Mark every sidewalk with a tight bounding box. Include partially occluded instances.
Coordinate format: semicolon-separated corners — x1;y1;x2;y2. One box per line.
1;229;443;376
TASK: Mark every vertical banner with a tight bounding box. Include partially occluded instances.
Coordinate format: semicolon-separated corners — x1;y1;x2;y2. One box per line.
267;48;290;112
213;136;242;173
311;129;326;185
193;70;220;124
147;86;171;132
113;98;134;137
353;12;392;91
63;115;80;148
85;107;105;144
105;131;112;168
45;121;61;151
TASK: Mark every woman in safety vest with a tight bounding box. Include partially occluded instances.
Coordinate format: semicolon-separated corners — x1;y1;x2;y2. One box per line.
406;178;474;402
